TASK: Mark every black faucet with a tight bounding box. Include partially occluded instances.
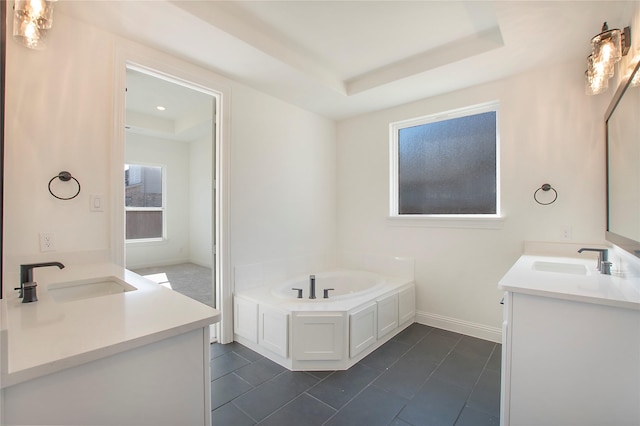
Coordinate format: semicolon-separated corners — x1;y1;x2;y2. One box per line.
323;288;334;299
309;275;316;299
577;248;609;274
15;262;65;303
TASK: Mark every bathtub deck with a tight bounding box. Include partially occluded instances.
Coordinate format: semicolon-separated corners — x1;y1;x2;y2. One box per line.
211;323;501;426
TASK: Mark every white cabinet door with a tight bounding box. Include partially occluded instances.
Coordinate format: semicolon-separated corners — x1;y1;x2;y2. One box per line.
398;285;415;325
259;305;289;358
377;293;398;338
234;296;258;343
349;303;377;358
508;293;640;426
292;312;345;361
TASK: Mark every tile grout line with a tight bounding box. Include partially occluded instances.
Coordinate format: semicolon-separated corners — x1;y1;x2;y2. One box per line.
319;327;437;425
393;335;465;425
227;356;330;425
212;326;500;426
392;333;485;426
451;342;499;426
225;362;292;424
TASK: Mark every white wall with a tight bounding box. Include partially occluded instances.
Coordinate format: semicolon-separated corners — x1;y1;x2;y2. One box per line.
6;3;638;342
125;133;190;269
3;11;337;297
189;133;213;268
230;84;337;275
4;12;113;277
336;58;611;335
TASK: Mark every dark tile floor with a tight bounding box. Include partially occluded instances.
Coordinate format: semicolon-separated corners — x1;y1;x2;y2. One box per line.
211;323;501;426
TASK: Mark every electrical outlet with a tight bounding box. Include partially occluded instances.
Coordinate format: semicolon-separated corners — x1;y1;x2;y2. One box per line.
39;232;56;252
561;226;572;241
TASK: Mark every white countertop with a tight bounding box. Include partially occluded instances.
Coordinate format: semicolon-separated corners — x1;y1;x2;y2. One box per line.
1;263;220;388
498;255;640;310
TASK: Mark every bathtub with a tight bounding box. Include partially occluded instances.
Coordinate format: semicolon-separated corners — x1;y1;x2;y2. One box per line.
234;269;415;371
271;270;387;301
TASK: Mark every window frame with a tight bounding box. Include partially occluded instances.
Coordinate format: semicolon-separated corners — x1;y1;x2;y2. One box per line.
125;162;167;243
389;101;503;229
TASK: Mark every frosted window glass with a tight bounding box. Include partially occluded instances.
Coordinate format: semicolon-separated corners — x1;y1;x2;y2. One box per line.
397;111;496;214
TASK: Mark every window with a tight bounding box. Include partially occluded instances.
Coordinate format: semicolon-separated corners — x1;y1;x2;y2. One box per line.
125;164;165;241
390;102;500;222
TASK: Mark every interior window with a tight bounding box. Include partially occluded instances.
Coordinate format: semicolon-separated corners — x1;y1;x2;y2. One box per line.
125;164;165;241
390;102;499;217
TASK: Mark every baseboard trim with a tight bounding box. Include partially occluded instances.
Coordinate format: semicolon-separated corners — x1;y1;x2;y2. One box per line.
127;258;191;270
415;310;502;343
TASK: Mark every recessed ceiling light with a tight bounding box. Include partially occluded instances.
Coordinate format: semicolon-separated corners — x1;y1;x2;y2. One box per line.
156;105;166;111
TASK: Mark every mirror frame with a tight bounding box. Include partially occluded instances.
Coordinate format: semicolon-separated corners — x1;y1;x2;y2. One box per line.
605;59;640;259
1;1;6;299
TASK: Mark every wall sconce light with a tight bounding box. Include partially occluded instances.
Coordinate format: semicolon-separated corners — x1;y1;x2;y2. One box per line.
585;22;631;95
632;69;640;88
12;0;56;50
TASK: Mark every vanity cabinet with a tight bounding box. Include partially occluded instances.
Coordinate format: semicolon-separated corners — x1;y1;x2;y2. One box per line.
3;327;212;426
501;291;640;426
0;263;220;426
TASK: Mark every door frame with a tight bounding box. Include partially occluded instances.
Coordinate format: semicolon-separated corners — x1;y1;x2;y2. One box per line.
111;42;233;343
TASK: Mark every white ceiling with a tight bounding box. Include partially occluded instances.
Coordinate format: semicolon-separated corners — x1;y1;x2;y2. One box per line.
56;1;636;120
125;68;214;142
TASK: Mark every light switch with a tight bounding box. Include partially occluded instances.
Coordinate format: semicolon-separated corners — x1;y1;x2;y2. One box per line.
90;194;104;212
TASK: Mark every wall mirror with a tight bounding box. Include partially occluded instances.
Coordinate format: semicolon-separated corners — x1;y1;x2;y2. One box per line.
1;2;6;298
606;60;640;258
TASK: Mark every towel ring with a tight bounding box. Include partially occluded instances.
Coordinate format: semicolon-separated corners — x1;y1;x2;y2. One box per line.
48;171;81;200
534;183;557;205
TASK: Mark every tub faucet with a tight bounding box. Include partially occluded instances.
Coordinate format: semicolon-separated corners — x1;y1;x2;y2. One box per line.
309;275;316;299
323;288;334;299
15;262;65;303
577;248;609;274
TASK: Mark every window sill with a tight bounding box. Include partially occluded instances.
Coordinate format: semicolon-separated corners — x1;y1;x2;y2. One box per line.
387;215;505;229
126;238;166;245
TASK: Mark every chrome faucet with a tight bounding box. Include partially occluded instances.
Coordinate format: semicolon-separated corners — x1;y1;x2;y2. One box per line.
15;262;65;303
309;275;316;299
577;248;610;274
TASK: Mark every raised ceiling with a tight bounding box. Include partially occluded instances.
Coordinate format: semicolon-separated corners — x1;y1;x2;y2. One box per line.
125;68;214;142
57;1;636;120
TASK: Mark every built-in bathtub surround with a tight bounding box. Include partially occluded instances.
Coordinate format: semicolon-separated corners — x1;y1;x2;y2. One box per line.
233;254;415;371
235;270;415;371
233;252;414;293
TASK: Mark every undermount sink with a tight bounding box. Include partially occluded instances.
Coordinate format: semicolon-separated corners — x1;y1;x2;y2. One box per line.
48;276;137;302
532;261;588;275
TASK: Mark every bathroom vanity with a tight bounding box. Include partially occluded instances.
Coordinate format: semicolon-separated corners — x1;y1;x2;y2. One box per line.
498;255;640;426
0;263;220;426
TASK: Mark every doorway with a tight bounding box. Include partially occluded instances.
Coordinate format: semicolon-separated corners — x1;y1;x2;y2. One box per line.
110;45;233;343
124;66;218;339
